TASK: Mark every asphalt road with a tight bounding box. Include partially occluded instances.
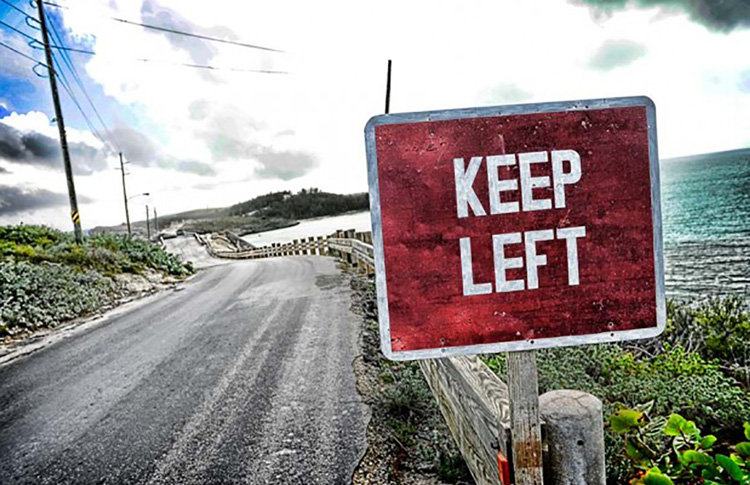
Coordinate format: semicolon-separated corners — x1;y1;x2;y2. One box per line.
0;256;369;484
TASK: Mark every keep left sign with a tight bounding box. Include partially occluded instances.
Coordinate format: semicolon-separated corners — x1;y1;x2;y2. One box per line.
365;97;665;360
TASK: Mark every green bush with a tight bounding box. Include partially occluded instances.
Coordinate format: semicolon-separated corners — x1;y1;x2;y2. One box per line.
609;408;750;484
0;225;192;336
641;297;750;386
0;260;115;334
0;225;191;277
483;298;750;484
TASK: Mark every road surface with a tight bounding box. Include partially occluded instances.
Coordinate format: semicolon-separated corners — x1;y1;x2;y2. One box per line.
0;256;369;484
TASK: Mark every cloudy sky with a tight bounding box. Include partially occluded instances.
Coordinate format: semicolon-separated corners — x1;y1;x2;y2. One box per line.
1;0;749;230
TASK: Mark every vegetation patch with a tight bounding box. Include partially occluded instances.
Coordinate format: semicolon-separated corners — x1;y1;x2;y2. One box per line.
228;188;368;220
0;225;192;338
180;215;297;236
351;275;471;485
483;297;750;484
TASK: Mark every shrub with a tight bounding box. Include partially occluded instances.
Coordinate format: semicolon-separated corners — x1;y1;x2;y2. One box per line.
0;225;192;336
483;298;750;484
635;297;750;387
0;225;191;277
609;408;750;484
0;260;115;335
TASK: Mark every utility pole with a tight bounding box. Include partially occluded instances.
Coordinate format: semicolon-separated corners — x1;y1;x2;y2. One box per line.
119;153;131;236
37;0;82;243
153;207;158;234
146;205;151;240
385;59;392;114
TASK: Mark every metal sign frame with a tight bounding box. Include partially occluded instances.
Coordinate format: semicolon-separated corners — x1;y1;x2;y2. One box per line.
365;96;665;361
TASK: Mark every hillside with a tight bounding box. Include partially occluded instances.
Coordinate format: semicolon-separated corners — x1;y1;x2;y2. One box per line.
91;188;369;237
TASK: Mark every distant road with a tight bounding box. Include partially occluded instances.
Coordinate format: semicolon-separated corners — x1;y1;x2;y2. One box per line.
0;256;369;484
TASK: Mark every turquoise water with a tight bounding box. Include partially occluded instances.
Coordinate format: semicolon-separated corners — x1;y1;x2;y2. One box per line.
661;149;750;301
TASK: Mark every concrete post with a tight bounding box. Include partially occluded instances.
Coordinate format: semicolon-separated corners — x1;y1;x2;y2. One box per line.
539;390;606;485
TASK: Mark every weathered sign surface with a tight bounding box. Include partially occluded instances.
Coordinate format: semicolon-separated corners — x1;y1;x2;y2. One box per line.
365;97;665;360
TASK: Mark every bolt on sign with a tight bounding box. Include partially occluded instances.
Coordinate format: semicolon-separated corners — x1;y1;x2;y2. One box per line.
365;97;665;360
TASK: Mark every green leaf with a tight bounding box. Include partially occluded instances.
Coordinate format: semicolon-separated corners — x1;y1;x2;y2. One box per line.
701;435;718;450
626;438;647;462
665;414;687;436
643;468;675;485
682;420;698;437
745;423;750;441
610;409;644;433
717;454;744;481
703;465;721;481
681;450;714;466
736;442;750;458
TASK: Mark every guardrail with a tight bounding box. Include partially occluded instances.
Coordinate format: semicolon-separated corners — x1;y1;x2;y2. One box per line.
196;227;605;485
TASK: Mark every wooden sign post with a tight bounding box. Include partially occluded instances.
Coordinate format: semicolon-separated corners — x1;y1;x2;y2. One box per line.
508;351;543;484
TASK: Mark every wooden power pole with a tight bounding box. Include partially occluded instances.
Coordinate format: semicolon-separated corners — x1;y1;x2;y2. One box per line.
146;205;151;240
119;153;131;236
37;0;82;243
385;59;392;114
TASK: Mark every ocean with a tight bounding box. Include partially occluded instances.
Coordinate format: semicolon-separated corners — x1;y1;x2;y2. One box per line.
662;149;750;302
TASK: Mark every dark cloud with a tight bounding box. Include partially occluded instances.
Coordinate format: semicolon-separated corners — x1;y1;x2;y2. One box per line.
573;0;750;32
0;166;9;174
176;160;216;176
0;185;70;216
111;126;217;176
111;126;159;165
0;122;109;175
207;132;316;181
252;147;317;181
589;40;647;70
140;0;226;65
485;83;533;104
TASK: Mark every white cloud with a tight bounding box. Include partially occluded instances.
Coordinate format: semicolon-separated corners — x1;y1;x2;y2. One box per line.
2;0;749;229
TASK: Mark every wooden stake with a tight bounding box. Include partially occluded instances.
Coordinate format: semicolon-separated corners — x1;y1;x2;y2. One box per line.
507;350;544;485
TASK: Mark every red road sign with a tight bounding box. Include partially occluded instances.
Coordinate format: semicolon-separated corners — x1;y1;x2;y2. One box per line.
365;97;665;360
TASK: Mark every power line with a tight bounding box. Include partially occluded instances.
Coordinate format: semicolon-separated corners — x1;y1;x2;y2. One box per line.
48;44;288;74
0;0;28;17
0;38;44;64
44;8;120;152
0;11;119;150
49;49;110;148
0;18;37;43
1;3;286;75
41;0;284;53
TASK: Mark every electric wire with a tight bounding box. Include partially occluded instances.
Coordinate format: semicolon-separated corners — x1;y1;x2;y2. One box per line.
0;0;28;17
41;0;284;53
0;38;44;64
47;44;288;73
1;12;119;150
0;18;37;42
49;49;110;148
44;8;120;151
2;2;286;74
